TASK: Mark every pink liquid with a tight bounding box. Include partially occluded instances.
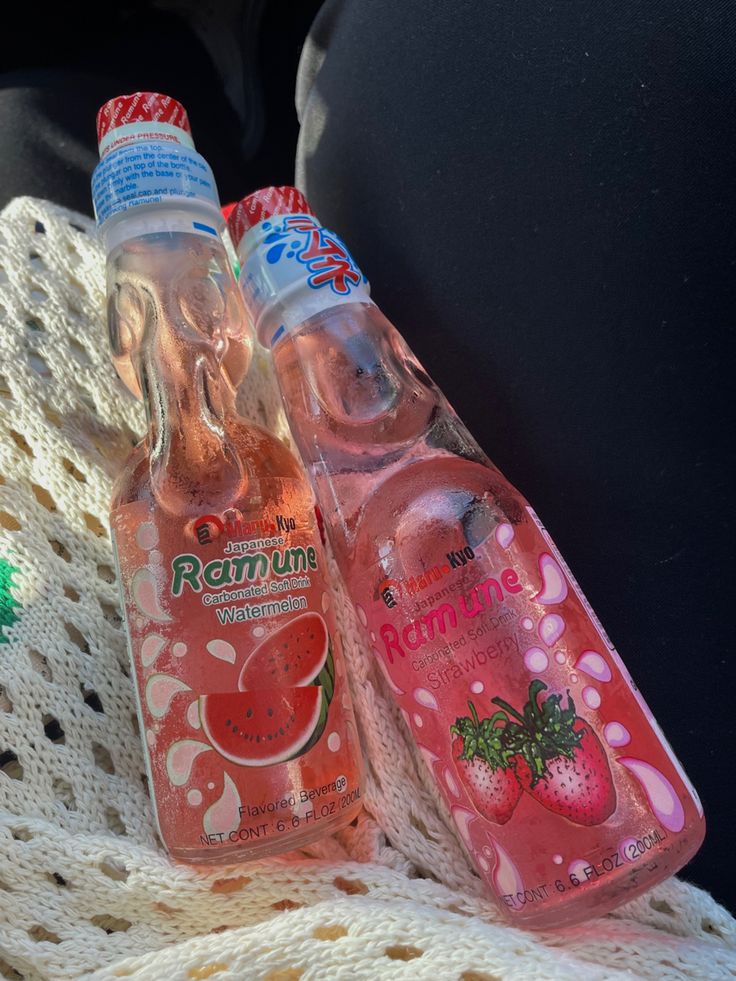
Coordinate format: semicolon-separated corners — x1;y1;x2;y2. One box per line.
268;300;705;928
106;233;362;864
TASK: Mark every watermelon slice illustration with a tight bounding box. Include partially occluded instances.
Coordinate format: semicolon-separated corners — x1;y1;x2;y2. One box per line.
199;687;326;767
238;612;334;700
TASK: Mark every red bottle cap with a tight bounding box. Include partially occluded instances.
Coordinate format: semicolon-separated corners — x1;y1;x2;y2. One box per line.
96;92;193;158
227;186;314;249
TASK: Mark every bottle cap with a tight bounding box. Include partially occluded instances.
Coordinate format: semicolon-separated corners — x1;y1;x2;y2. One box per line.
96;92;194;158
227;186;314;250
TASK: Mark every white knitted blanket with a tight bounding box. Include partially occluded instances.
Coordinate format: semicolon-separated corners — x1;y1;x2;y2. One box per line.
0;197;734;981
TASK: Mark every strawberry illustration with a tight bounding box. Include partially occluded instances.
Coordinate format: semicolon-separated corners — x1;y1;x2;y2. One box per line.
450;702;522;824
492;681;617;826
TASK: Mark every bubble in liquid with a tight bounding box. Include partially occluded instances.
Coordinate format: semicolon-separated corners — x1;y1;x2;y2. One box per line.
445;767;461;799
145;729;155;748
413;713;424;728
145;674;191;719
478;854;490;872
131;567;171;622
524;647;548;673
355;604;368;627
187;789;203;806
327;731;341;752
186;700;201;730
575;650;612;683
207;782;215;790
413;687;438;710
203;773;241;836
136;522;158;550
495;523;515;549
538;613;565;647
149;550;163;565
552;854;563;865
582;686;601;710
604;721;631;747
206;639;237;664
165;739;210;787
322;592;330;613
470;680;485;695
617;757;686;833
569;673;579;684
554;651;566;664
252;626;265;638
370;631;376;642
521;617;534;631
141;633;166;668
534;553;568;605
172;642;187;658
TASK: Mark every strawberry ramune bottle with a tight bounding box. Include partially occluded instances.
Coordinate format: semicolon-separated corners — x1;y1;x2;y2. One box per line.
227;186;705;926
91;100;362;864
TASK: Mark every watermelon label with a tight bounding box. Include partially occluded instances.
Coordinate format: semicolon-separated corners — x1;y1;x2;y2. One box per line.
111;486;361;856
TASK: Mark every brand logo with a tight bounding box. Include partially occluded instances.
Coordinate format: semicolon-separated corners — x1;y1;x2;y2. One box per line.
191;508;277;546
379;547;477;608
262;215;365;296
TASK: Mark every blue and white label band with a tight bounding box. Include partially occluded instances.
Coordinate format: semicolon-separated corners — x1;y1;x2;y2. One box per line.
92;139;224;249
236;213;373;349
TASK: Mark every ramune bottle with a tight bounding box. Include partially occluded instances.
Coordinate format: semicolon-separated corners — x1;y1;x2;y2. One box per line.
91;99;362;864
227;186;704;926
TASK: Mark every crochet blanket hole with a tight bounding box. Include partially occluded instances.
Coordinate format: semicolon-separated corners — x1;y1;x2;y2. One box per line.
31;483;57;511
461;973;502;981
28;925;61;945
92;743;115;774
81;687;105;713
0;749;23;780
385;945;423;961
99;862;128;882
61;457;86;483
0;512;21;532
90;915;132;934
333;876;368;896
313;925;348;941
0;957;23;980
210;876;252;894
83;512;108;538
187;965;228;980
0;686;11;713
8;429;33;457
42;714;66;745
49;539;71;563
270;899;302;912
105;808;126;835
64;585;80;602
263;970;303;981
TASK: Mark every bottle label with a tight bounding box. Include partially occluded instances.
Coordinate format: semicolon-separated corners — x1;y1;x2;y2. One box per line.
111;490;361;856
92;140;221;229
238;214;373;348
361;503;702;915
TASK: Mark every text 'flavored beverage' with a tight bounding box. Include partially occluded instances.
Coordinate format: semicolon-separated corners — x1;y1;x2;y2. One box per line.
227;187;705;926
91;102;362;864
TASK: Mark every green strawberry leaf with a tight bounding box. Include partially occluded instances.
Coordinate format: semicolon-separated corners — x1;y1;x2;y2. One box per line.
491;681;583;787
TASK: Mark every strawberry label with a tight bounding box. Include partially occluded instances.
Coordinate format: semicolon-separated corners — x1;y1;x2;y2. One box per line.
365;505;703;917
111;488;361;860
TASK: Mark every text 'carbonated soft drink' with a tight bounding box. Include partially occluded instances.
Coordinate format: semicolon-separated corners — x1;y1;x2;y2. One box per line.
227;187;704;927
91;100;362;864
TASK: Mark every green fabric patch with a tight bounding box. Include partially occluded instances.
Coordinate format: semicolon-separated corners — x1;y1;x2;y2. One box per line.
0;556;21;642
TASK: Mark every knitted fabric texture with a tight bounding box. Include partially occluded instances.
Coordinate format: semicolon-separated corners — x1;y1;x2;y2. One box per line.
0;197;734;981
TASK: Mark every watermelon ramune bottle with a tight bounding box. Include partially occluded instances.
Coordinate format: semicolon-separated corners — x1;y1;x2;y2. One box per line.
227;187;705;926
91;99;362;864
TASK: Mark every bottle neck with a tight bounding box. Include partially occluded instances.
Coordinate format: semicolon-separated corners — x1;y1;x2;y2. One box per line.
107;227;249;513
236;212;374;350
